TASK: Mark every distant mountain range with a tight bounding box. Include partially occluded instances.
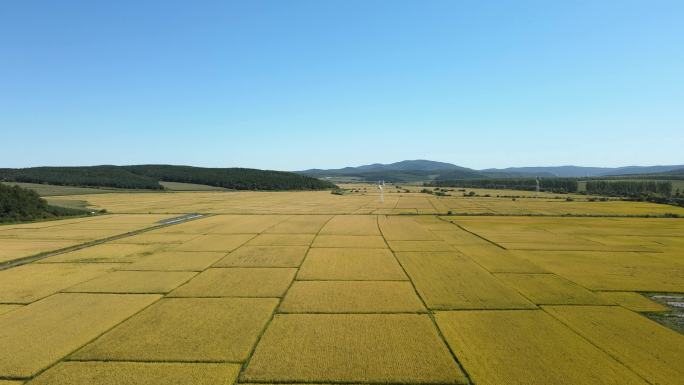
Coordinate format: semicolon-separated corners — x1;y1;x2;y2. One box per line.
297;160;684;182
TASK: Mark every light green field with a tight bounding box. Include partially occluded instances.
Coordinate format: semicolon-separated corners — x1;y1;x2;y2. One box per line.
0;192;682;384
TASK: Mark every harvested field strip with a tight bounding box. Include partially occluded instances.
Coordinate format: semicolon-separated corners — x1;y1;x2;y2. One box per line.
395;251;535;310
435;310;649;385
544;305;684;385
70;297;277;363
0;293;161;379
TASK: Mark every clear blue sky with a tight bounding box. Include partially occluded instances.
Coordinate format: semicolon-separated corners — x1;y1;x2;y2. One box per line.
1;0;682;170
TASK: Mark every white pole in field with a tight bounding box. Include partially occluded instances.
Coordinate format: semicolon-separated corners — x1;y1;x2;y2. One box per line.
378;180;384;203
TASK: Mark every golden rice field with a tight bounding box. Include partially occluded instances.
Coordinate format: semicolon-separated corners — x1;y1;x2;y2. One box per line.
1;190;683;384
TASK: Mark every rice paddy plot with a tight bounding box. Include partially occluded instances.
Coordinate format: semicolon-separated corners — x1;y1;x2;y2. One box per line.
26;361;241;385
311;235;387;248
279;281;426;313
63;270;197;294
545;305;684;385
595;291;669;312
0;239;80;264
245;233;314;246
319;215;381;235
387;240;455;252
516;250;684;292
0;293;160;378
172;234;254;252
39;243;164;263
297;248;407;281
0;263;119;303
435;310;649;385
70;298;277;362
214;246;308;267
263;215;332;234
119;251;226;271
0;304;23;316
206;215;288;234
169;268;296;297
241;314;466;384
395;252;535;310
378;215;440;240
453;245;547;273
495;273;609;305
109;232;200;244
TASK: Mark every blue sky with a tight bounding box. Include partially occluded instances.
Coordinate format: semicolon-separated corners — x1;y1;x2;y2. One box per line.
1;0;682;170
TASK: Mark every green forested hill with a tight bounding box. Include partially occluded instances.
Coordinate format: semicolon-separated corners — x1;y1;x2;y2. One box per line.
0;165;336;191
0;184;86;223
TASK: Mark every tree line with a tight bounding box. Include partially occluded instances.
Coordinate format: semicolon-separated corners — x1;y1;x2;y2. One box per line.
585;180;673;197
0;165;337;191
428;178;579;193
0;184;86;223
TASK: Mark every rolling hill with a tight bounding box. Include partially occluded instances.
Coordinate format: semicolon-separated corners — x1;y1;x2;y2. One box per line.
297;160;684;182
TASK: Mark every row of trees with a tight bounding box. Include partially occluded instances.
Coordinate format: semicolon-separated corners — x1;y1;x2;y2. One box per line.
429;178;578;193
125;165;337;190
0;165;338;191
0;166;162;189
585;180;673;197
0;184;86;223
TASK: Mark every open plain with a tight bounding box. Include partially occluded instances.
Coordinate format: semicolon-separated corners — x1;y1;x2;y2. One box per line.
1;189;683;384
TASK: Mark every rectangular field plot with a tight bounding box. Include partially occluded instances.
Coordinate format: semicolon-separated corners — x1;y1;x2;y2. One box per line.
120;251;226;271
109;232;200;244
311;235;387;248
595;291;669;312
297;248;407;280
264;215;332;233
172;234;254;252
0;304;23;316
206;215;287;234
395;252;535;310
495;273;609;305
241;314;466;383
0;238;79;264
544;305;684;385
214;246;308;267
71;298;277;362
387;240;455;252
40;243;165;263
0;263;119;303
246;233;314;246
169;268;296;297
279;281;426;313
28;362;241;385
454;245;546;273
378;216;440;240
63;271;197;294
435;310;648;385
0;293;160;378
319;215;380;235
516;250;684;292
